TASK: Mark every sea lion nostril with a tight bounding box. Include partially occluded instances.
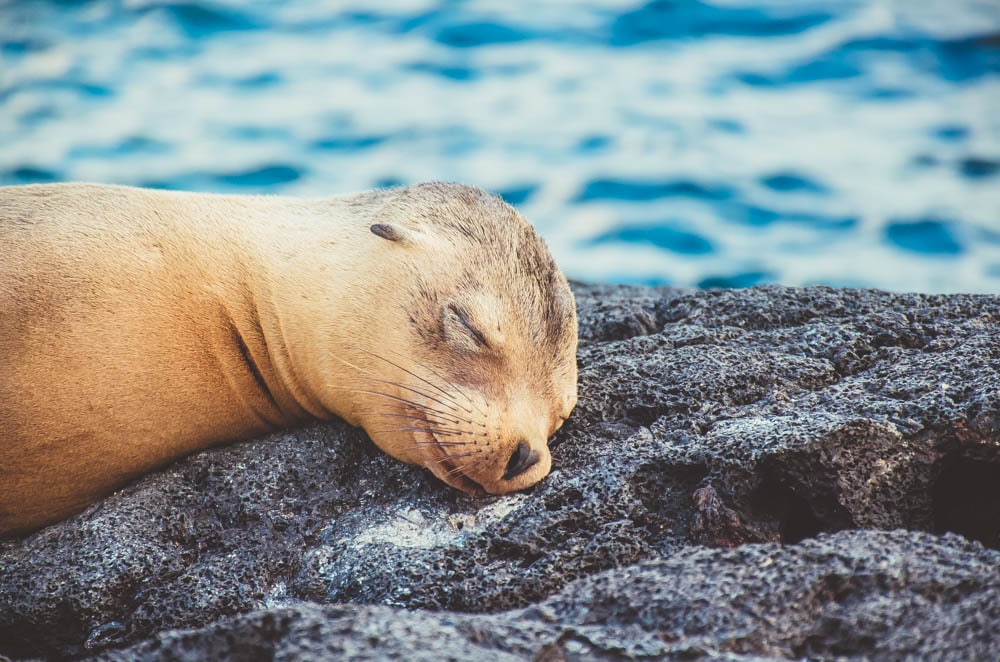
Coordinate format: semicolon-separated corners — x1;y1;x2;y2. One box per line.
503;441;539;480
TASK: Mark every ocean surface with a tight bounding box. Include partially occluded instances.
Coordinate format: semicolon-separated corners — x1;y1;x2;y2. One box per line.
2;0;999;293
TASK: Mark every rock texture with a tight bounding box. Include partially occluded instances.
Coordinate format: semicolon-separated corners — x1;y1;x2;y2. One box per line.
2;284;999;660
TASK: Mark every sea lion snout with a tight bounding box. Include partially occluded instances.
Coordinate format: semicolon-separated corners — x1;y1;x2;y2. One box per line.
503;441;540;480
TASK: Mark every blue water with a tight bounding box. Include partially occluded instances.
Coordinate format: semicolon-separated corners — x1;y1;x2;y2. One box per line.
2;0;999;293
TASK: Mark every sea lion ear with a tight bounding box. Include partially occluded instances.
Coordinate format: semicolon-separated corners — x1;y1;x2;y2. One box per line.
370;223;413;244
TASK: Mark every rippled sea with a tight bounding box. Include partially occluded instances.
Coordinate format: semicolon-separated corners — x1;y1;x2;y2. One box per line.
2;1;999;292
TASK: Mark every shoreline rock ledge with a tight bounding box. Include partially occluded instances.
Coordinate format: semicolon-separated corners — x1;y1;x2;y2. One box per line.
2;283;998;660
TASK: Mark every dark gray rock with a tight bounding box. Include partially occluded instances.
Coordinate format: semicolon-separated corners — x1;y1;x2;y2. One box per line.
93;531;1000;661
2;284;998;660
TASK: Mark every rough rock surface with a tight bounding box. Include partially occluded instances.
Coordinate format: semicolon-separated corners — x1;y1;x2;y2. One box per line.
2;284;999;660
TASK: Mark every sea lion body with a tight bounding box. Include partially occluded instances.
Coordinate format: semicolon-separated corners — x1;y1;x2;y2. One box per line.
0;183;577;536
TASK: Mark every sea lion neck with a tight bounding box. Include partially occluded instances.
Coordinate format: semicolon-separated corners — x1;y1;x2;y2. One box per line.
237;195;389;426
223;195;350;425
216;272;334;427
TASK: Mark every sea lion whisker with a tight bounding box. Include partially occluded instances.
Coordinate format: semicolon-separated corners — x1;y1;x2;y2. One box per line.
361;349;477;415
377;378;473;418
363;348;486;416
370;412;466;426
370;427;466;436
329;355;466;416
347;381;465;419
413;360;488;416
442;465;465;477
412;426;468;435
426;370;488;417
441;457;488;478
342;385;449;415
328;387;461;420
462;454;490;473
362;347;461;397
434;451;479;466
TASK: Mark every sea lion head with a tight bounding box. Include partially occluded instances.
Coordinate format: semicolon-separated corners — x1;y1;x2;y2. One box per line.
338;183;577;495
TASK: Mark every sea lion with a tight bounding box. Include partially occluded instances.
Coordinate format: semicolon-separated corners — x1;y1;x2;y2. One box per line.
0;182;578;536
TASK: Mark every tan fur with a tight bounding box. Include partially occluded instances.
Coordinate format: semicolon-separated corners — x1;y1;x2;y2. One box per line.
0;182;578;536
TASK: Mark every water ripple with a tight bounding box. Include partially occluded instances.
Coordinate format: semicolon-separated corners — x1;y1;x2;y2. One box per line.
759;173;829;194
609;0;834;45
587;223;715;256
886;219;964;256
575;178;736;203
433;21;531;48
959;157;1000;179
147;2;261;38
212;165;304;188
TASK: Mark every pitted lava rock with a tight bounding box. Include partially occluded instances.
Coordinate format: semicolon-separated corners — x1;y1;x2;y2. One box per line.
2;284;998;660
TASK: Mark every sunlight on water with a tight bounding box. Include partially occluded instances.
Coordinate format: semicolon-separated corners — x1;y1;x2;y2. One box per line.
2;0;998;292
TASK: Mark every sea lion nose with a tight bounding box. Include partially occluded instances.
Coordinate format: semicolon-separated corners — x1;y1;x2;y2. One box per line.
503;441;539;480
